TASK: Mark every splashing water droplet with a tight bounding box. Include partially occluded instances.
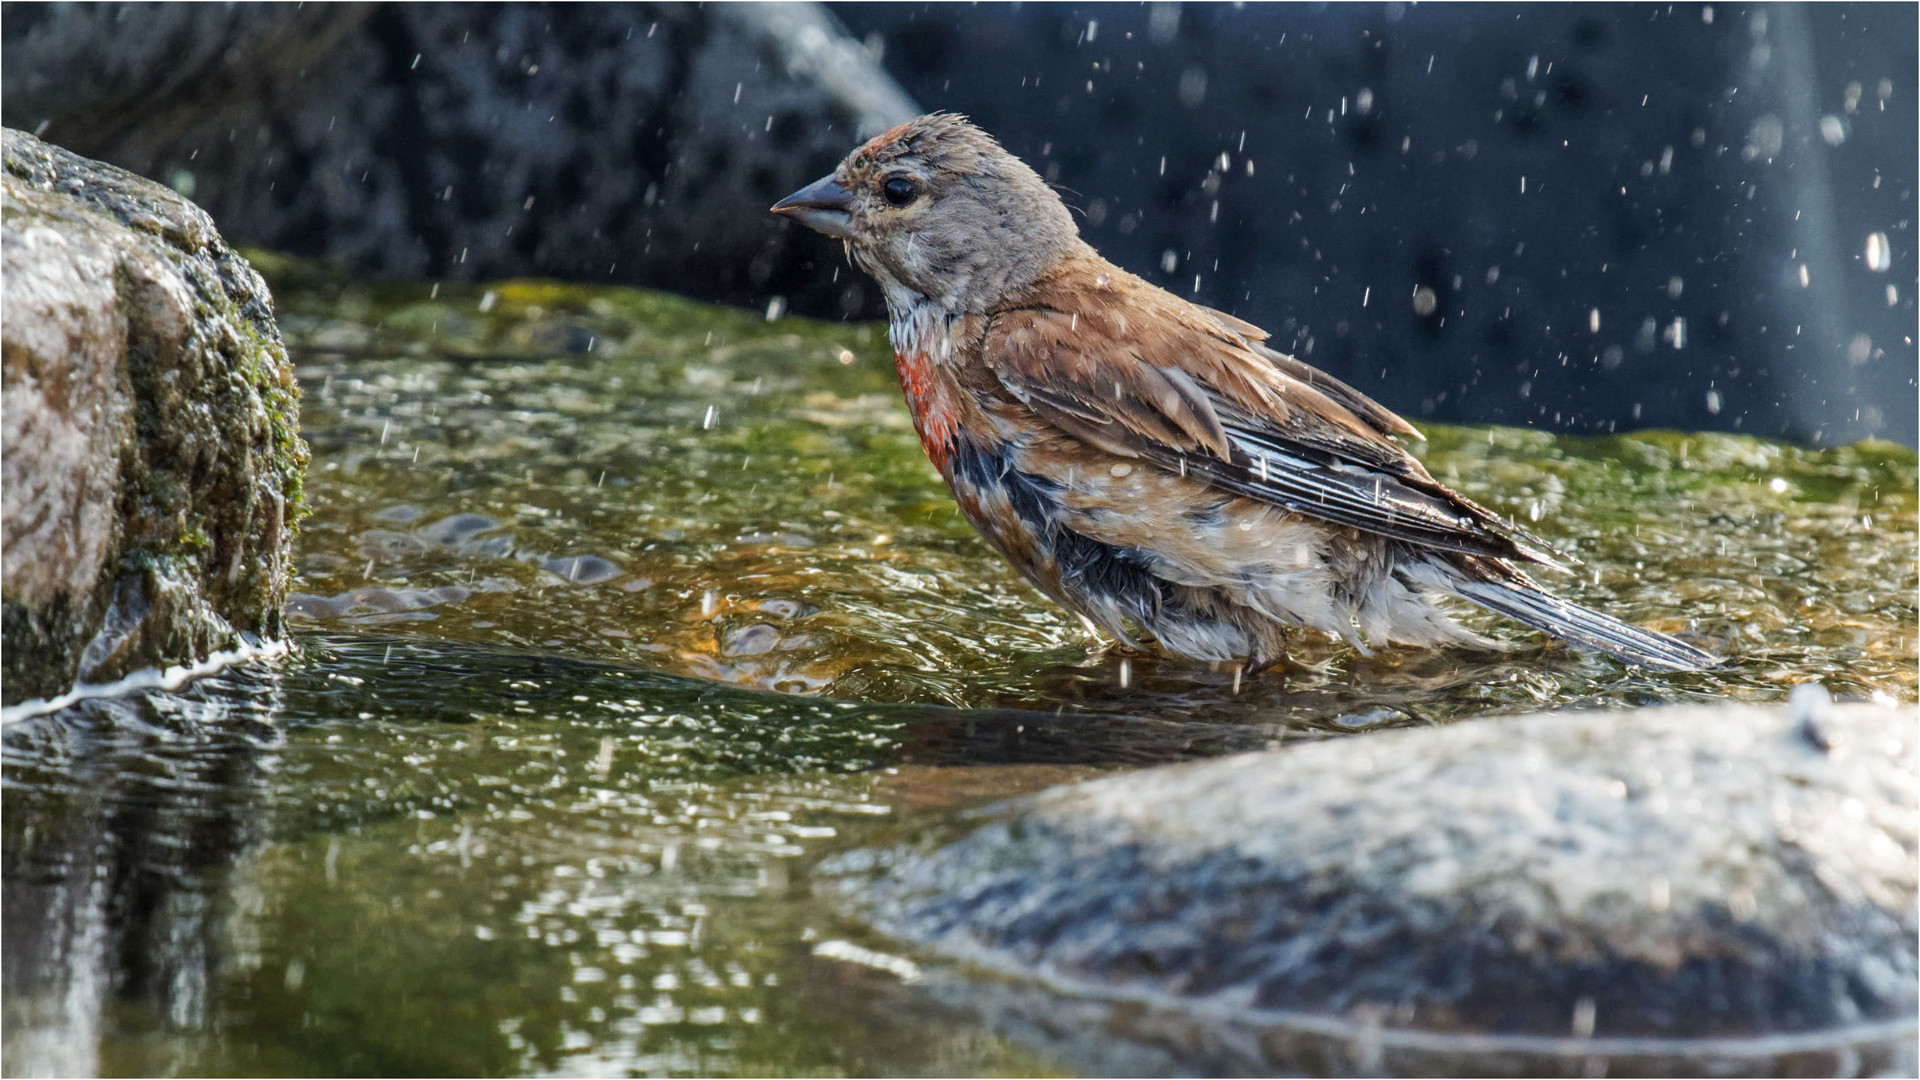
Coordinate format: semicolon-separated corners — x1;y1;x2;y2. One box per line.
1865;232;1891;272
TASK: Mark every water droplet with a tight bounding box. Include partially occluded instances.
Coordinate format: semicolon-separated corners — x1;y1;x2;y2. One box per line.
1865;232;1891;272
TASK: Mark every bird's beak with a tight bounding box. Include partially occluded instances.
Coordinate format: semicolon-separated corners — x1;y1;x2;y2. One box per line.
771;174;855;239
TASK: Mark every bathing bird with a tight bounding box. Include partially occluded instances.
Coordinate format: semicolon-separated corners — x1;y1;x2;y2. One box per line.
772;113;1714;673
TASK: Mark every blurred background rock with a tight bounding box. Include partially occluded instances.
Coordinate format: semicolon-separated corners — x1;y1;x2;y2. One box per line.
5;1;1912;445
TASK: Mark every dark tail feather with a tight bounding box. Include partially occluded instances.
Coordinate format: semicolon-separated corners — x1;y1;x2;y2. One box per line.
1450;575;1717;672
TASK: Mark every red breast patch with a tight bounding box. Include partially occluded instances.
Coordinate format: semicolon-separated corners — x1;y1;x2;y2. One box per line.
894;351;960;469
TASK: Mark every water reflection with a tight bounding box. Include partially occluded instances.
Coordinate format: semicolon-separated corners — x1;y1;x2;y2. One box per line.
3;669;286;1076
5;634;1272;1076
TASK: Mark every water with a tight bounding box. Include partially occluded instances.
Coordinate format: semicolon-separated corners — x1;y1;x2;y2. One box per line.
4;260;1913;1076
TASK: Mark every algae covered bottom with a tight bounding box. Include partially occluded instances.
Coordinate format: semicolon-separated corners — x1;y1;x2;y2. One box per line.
2;263;1913;1077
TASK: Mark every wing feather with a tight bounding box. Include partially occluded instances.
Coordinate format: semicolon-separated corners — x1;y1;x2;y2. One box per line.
985;265;1568;566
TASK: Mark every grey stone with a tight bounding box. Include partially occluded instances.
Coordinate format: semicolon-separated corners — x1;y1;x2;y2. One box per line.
2;128;307;706
822;698;1917;1074
0;2;917;319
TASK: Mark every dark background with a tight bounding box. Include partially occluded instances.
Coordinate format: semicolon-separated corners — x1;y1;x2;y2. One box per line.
5;2;1913;445
829;3;1917;446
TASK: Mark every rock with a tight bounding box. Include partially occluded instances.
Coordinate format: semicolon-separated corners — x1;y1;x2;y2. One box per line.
821;698;1917;1074
2;128;307;706
0;3;917;320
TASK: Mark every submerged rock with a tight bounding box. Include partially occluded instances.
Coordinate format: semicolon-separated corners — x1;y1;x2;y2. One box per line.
1;128;307;706
822;697;1917;1075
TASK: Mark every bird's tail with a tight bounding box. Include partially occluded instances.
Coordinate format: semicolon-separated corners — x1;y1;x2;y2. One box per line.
1441;562;1717;672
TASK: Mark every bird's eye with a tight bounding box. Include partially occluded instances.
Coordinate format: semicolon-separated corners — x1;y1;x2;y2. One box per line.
881;176;919;207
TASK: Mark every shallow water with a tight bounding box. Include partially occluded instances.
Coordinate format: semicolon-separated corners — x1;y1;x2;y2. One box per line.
4;261;1914;1076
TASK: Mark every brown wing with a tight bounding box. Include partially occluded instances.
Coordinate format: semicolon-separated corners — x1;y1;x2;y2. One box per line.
984;258;1568;567
1197;303;1425;441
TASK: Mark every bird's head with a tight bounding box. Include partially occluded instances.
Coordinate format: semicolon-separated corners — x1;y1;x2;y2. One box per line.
771;113;1081;313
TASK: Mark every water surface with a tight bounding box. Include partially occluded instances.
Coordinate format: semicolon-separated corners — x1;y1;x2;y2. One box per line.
4;263;1913;1076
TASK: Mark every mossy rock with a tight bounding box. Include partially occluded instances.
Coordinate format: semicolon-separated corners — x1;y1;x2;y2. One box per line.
1;127;307;705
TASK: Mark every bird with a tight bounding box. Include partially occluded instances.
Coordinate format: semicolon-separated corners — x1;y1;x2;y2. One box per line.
771;113;1714;674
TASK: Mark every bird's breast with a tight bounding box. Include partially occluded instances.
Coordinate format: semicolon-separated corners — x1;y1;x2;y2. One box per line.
893;349;963;470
